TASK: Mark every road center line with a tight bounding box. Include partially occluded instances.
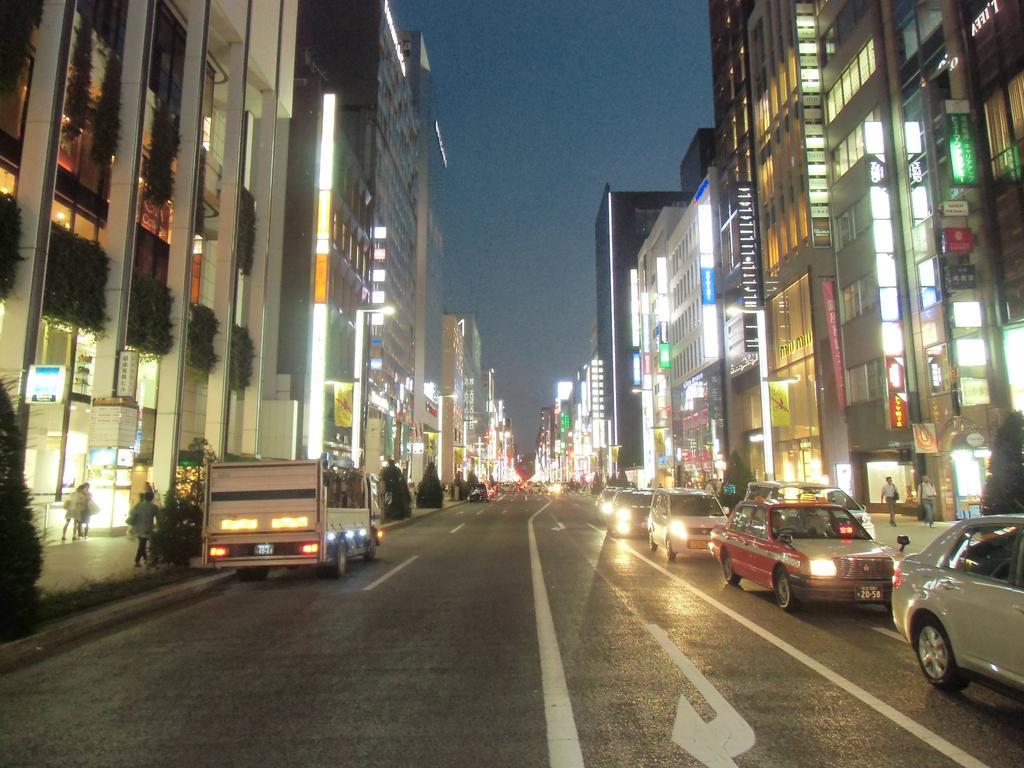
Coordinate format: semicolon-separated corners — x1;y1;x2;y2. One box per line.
615;540;990;768
451;523;466;533
362;555;419;592
529;501;585;768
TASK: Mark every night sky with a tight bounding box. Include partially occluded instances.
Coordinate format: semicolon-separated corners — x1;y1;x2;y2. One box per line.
397;0;714;453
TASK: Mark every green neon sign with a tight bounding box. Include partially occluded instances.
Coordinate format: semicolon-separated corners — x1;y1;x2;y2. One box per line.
948;113;977;185
659;342;671;369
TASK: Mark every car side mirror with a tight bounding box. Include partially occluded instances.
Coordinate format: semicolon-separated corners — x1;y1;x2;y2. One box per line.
778;533;793;545
896;535;910;552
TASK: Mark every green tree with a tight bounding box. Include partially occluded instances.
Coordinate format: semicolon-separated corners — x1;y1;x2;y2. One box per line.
90;50;121;166
719;450;755;510
236;187;256;275
186;303;219;374
417;462;444;509
126;272;174;356
0;1;43;94
143;100;179;206
230;324;254;391
43;226;109;334
152;439;217;566
64;16;93;137
0;380;43;640
983;411;1024;515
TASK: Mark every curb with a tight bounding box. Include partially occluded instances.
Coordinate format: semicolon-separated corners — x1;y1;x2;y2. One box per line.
0;571;234;673
378;500;467;532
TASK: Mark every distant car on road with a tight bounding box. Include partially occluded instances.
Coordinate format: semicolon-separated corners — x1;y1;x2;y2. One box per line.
468;483;489;502
595;487;619;523
710;499;897;611
607;489;653;537
892;514;1023;695
745;481;876;539
648;489;728;561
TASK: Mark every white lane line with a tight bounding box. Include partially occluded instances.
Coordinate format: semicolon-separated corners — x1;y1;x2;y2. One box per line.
362;555;419;592
476;509;484;516
529;501;585;768
618;542;990;768
872;626;907;643
552;521;566;531
647;624;755;767
587;523;603;533
451;523;466;533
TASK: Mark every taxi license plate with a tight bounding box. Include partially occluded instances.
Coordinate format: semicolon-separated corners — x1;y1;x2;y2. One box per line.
687;540;706;550
255;543;274;556
856;585;883;601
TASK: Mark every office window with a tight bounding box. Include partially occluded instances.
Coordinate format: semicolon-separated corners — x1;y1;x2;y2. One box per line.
985;92;1017;181
826;40;876;122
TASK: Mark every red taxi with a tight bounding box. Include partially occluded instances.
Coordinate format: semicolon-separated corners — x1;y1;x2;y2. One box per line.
709;499;897;611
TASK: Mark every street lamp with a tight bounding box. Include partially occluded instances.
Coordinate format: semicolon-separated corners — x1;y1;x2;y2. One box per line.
352;305;395;469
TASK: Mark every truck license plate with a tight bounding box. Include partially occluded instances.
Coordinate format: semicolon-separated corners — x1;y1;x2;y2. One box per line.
687;540;707;550
856;585;882;601
255;543;274;556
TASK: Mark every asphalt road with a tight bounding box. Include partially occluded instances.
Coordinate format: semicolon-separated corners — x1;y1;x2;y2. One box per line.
1;493;1021;768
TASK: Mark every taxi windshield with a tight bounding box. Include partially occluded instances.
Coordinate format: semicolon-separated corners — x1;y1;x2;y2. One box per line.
770;507;869;540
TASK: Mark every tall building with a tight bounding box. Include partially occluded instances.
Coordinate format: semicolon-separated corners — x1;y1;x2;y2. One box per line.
595;187;685;475
439;312;465;483
0;0;296;534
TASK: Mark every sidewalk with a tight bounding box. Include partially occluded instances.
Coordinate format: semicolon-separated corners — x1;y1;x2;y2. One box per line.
38;499;464;592
868;513;954;552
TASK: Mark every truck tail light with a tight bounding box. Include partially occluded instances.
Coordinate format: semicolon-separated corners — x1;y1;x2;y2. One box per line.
301;543;319;555
209;546;228;558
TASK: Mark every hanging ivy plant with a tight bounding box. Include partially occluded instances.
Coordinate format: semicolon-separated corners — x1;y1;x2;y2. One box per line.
0;194;21;300
143;100;179;206
0;1;42;94
230;324;255;391
186;303;219;374
63;16;93;138
126;272;173;357
90;50;121;166
43;226;109;335
236;187;256;276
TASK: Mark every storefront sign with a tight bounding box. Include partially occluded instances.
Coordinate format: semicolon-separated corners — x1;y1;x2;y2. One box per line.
821;281;846;412
88;404;139;448
912;423;938;453
885;356;906;392
116;349;140;399
778;331;813;361
333;382;354;428
947;112;977;185
971;0;1001;36
960;377;991;406
942;228;974;253
768;382;792;427
941;200;969;217
736;184;763;310
944;262;977;291
701;268;715;305
888;392;909;429
26;365;65;403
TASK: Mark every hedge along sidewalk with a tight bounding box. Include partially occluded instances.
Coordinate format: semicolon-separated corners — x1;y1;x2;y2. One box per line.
0;570;232;672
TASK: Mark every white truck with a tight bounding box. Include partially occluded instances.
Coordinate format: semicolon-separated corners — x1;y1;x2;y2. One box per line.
203;459;377;580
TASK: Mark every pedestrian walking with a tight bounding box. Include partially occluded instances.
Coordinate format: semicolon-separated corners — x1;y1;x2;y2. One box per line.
61;482;91;541
918;475;937;527
881;476;899;526
126;490;159;567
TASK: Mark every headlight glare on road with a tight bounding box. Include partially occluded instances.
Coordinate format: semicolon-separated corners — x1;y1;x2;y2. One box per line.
616;508;631;521
669;520;687;538
616;521;631;536
809;558;837;577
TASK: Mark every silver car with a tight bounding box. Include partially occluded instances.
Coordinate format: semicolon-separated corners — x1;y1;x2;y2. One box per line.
892;514;1024;694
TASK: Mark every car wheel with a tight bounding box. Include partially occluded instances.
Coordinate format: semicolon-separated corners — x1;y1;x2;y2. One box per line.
722;551;741;586
773;568;800;611
666;535;677;562
914;616;969;691
649;530;657;552
327;544;348;580
363;537;376;562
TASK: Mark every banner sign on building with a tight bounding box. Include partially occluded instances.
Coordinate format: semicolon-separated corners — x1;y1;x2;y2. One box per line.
821;280;846;412
888;392;909;429
942;227;974;254
768;382;792;427
947;111;978;185
26;365;65;403
333;382;354;428
912;423;938;453
944;262;977;291
736;184;763;312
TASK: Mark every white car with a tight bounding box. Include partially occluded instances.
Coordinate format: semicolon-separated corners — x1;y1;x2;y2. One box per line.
892;514;1024;694
648;489;728;561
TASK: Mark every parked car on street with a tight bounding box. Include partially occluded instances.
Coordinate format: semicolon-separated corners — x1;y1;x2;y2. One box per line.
607;489;653;537
710;499;897;611
892;514;1023;695
648;489;728;561
745;481;876;539
468;483;490;502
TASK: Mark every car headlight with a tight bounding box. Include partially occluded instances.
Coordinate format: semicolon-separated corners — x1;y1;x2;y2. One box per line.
600;502;613;514
669;520;687;538
616;508;631;522
808;558;837;577
615;521;631;535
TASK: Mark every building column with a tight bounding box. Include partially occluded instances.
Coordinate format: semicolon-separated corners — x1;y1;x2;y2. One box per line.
151;0;210;495
1;1;74;414
92;0;156;397
203;34;251;456
240;88;279;455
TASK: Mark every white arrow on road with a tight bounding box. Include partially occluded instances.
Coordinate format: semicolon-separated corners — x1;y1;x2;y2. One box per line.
647;624;755;768
551;520;566;531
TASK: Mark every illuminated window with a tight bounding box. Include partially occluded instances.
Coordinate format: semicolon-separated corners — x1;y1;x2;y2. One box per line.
826;40;876;121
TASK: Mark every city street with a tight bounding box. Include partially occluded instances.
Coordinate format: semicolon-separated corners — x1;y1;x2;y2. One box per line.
1;493;1021;768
